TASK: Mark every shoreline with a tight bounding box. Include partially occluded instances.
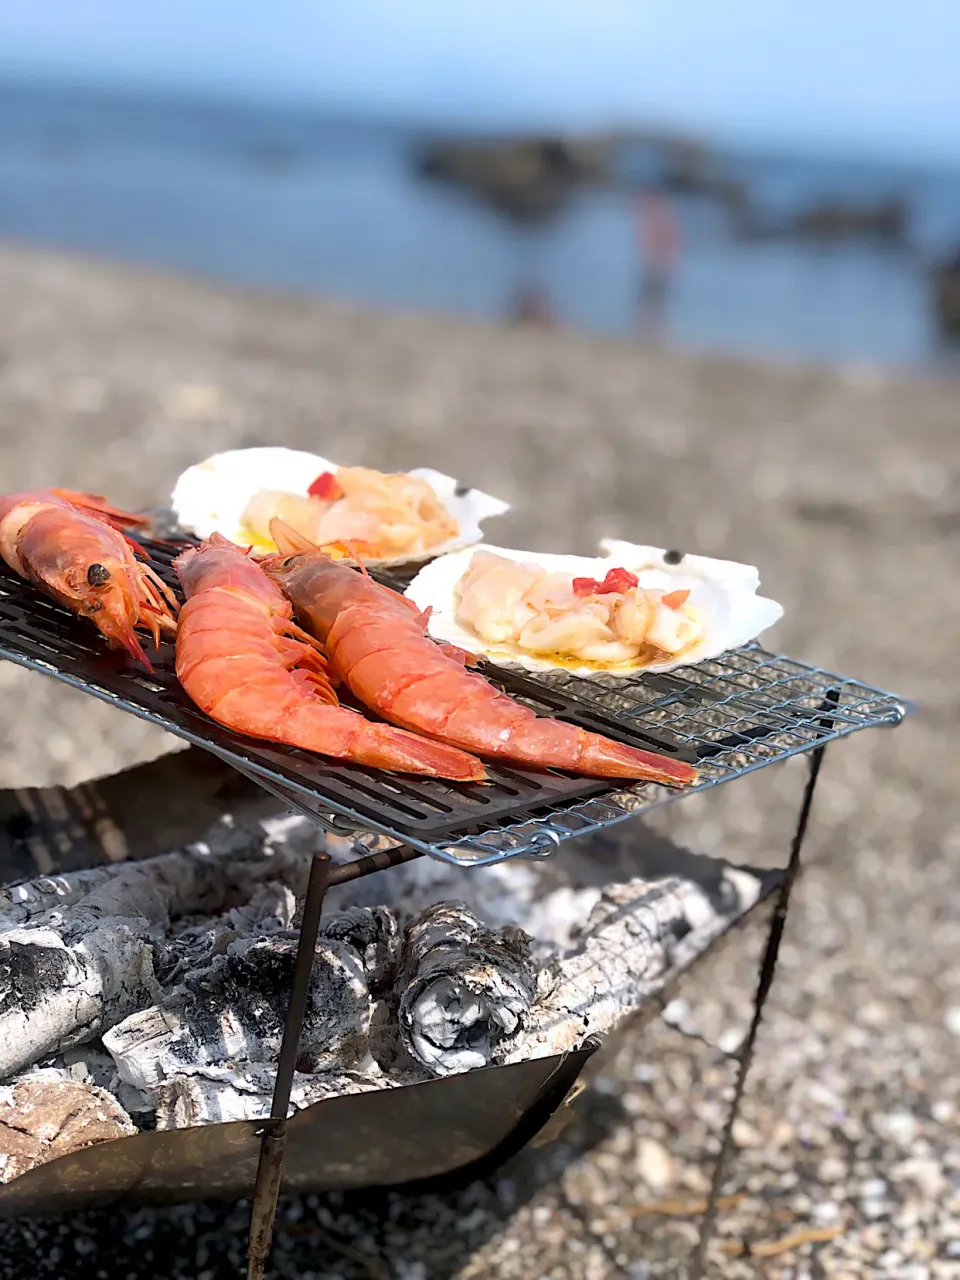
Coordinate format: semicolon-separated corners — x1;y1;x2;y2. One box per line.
1;235;957;386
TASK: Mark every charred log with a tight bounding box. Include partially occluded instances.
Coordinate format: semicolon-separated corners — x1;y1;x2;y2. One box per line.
398;903;539;1076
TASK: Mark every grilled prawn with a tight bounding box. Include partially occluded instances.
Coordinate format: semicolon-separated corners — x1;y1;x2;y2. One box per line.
173;535;485;780
0;488;177;669
263;521;698;786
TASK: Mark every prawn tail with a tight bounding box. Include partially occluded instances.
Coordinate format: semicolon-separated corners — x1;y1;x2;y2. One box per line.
349;720;488;781
51;489;152;530
284;701;487;780
573;729;698;786
466;713;698;785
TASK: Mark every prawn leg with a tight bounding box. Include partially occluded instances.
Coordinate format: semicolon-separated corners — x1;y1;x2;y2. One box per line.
276;636;339;703
438;642;480;667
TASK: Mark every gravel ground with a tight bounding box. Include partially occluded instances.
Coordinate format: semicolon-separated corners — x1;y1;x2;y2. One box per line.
0;244;958;1278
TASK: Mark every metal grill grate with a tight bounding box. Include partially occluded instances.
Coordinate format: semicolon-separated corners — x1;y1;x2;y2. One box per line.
0;536;907;865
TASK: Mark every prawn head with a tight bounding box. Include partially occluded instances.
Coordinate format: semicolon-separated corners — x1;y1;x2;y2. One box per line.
38;551;154;669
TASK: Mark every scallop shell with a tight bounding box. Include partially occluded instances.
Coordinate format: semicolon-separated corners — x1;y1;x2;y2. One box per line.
404;541;784;676
170;447;509;566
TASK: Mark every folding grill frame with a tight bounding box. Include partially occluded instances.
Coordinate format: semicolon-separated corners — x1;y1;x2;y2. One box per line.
0;532;908;1279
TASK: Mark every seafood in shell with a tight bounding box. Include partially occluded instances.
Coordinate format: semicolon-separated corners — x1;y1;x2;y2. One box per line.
404;541;784;676
170;447;509;566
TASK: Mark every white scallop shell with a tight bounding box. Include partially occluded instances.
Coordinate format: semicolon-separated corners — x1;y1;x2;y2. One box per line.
170;447;509;566
405;541;784;676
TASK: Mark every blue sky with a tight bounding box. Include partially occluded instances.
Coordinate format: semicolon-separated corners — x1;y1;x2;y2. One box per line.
1;1;958;161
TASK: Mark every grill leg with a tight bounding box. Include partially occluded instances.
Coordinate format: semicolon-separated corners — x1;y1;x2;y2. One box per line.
247;852;331;1280
689;691;837;1277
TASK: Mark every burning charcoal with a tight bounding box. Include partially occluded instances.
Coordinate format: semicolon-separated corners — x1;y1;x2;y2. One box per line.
0;919;163;1084
158;883;299;987
0;842;315;1080
509;867;763;1061
153;1066;385;1129
320;905;400;993
0;1071;136;1184
104;935;373;1096
0;865;120;927
397;903;538;1077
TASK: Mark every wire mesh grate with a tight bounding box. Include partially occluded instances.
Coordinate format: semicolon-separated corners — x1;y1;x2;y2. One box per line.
429;648;906;863
0;536;906;866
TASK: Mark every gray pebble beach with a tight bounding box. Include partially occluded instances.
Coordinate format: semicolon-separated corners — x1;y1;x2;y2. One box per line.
0;243;958;1278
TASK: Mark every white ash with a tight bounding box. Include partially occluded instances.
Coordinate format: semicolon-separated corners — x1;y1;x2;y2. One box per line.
104;933;373;1093
153;1066;389;1129
319;905;401;994
0;825;316;1079
0;864;123;926
505;868;762;1062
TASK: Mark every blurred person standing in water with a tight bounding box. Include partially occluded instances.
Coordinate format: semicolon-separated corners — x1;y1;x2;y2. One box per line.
511;281;557;327
633;188;680;337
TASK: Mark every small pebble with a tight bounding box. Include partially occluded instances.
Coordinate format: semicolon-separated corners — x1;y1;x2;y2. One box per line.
861;1178;889;1199
635;1138;675;1191
731;1118;762;1148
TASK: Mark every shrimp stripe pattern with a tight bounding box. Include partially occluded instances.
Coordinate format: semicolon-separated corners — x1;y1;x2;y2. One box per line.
263;521;698;786
0;488;177;670
174;534;486;781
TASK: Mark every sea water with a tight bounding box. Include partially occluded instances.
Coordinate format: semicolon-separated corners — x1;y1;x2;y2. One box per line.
1;81;958;371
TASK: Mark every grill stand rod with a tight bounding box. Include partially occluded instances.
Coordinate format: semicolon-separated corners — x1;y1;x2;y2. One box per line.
688;688;837;1278
246;842;424;1280
246;852;331;1280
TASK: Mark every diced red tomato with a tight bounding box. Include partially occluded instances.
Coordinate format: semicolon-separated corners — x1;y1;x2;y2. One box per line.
661;588;691;610
572;567;639;597
308;471;344;501
596;566;639;594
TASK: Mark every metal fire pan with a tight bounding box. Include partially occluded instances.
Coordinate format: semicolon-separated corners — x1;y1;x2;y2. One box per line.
0;1051;594;1218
